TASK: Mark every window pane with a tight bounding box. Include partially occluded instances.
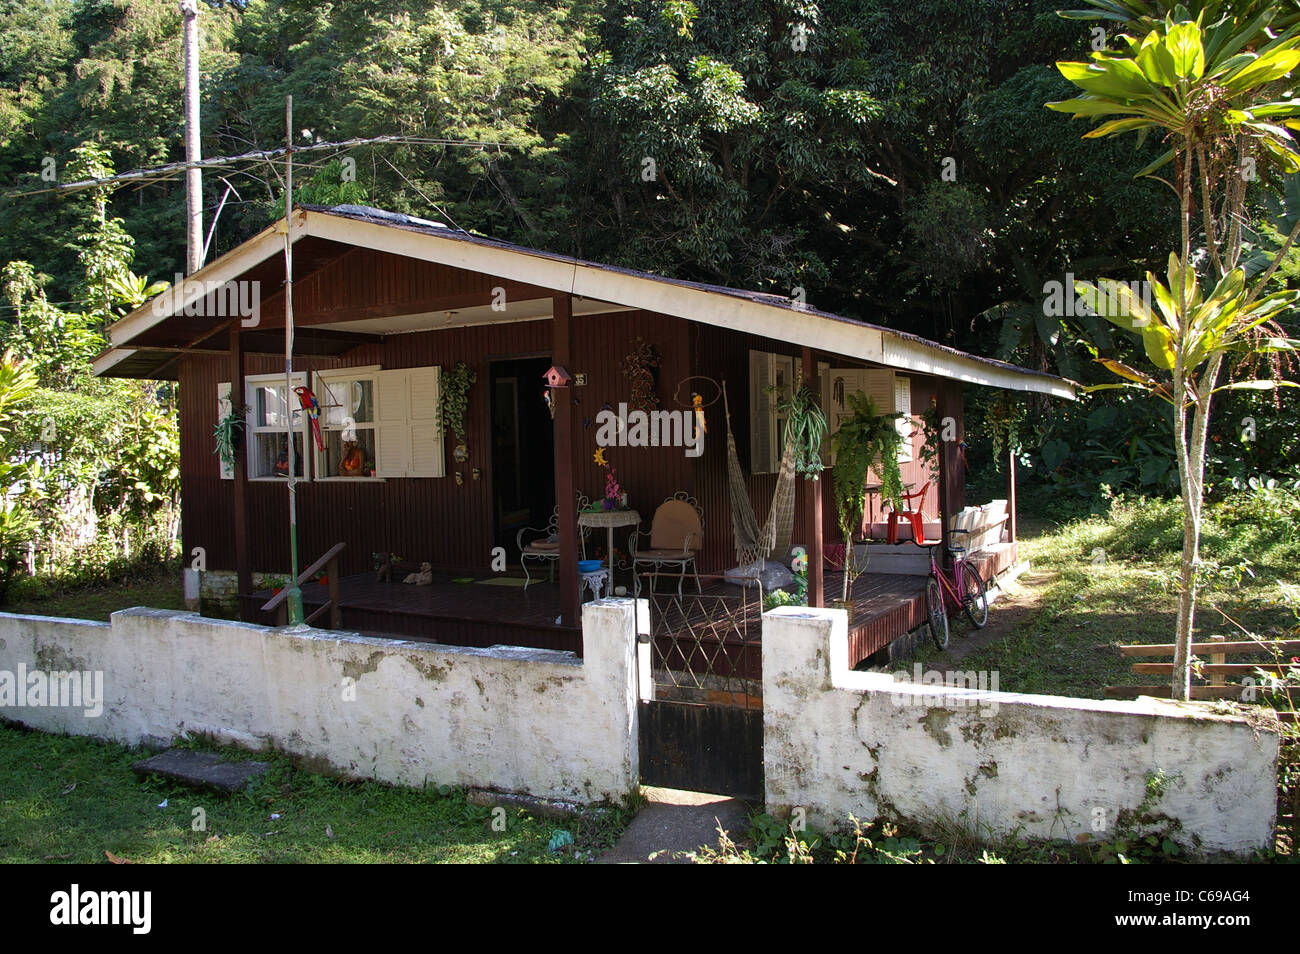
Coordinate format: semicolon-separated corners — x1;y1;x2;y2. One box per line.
253;431;305;479
321;428;376;478
320;377;375;427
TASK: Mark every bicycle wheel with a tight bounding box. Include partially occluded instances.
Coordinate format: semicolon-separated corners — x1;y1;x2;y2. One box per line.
925;576;949;650
959;562;989;629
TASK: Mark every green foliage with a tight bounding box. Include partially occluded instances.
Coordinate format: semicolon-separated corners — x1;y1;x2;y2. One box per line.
776;384;827;479
830;392;904;543
439;361;477;448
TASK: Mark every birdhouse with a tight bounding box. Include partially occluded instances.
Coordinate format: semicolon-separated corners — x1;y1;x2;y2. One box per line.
543;365;572;388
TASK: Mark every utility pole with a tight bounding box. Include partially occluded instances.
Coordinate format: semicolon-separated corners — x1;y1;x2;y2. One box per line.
283;94;304;627
180;0;202;274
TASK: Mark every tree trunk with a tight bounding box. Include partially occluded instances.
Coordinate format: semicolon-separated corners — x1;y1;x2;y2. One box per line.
1170;353;1223;700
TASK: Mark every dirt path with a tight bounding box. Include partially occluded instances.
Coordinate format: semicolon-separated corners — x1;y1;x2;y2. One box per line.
937;563;1053;666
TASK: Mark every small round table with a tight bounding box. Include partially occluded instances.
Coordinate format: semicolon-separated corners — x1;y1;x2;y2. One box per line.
578;508;641;586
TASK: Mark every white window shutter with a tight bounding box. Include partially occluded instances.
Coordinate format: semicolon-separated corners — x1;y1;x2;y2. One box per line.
749;350;774;474
862;369;895;415
894;375;913;463
217;382;233;479
407;365;445;478
376;369;411;477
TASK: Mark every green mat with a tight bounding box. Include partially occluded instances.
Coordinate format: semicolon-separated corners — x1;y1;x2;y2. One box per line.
476;577;530;587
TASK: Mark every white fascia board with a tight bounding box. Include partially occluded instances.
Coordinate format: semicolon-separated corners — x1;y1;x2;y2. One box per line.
106;223;286;348
92;348;137;376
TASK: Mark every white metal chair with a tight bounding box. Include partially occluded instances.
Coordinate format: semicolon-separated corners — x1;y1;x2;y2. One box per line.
630;492;704;597
517;493;589;589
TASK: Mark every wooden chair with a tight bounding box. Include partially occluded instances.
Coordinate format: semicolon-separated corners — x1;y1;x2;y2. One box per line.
517;493;589;589
886;481;931;545
630;493;704;597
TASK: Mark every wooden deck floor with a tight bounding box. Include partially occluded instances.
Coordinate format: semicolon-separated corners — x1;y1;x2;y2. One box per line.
239;564;946;666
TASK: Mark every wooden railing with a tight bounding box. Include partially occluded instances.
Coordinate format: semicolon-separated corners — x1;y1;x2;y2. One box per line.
260;542;346;629
1107;635;1299;723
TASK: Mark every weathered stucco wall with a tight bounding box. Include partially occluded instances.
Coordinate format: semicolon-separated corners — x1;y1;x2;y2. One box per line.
762;607;1279;858
0;602;640;805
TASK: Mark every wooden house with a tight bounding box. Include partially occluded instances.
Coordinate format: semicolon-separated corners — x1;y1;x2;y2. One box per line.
95;204;1075;666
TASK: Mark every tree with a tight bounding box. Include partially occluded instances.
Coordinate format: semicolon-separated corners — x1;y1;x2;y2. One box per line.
1048;1;1300;699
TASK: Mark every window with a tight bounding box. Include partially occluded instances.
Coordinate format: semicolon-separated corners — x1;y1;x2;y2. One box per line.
245;372;309;480
313;367;380;479
217;366;446;480
824;367;913;465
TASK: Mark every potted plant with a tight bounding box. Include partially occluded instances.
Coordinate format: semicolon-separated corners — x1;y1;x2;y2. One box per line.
829;392;904;608
777;384;828;480
213;404;246;470
261;573;288;596
440;362;477;460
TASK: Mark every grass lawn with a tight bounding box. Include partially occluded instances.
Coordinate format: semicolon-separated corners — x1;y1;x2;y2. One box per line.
2;573;186;622
0;723;630;863
909;489;1300;701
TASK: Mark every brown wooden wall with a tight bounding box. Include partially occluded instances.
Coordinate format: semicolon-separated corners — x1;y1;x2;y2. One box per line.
180;308;956;581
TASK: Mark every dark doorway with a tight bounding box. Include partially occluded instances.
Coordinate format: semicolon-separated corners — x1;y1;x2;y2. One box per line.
490;357;555;553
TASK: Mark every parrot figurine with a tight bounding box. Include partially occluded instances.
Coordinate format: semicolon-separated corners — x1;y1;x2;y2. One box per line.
692;392;707;436
292;385;324;452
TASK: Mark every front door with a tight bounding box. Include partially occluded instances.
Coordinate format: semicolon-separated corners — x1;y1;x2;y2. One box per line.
490;357;555;553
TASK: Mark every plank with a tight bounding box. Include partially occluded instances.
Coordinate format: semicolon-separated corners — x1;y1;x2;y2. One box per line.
1119;640;1300;657
1130;662;1294;676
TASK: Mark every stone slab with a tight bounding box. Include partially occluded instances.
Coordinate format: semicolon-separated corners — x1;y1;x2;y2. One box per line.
131;749;270;794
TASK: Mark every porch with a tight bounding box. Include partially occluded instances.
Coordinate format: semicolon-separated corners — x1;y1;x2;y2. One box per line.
235;560;999;668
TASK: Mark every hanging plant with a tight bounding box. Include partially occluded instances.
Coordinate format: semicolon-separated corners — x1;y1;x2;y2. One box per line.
830;392;904;603
986;391;1025;471
439;362;477;453
621;337;660;413
777;384;828;479
213;405;245;470
917;399;942;482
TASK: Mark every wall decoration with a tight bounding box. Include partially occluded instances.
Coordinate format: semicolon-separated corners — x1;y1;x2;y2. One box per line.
621;337;660;413
213;405;245;470
440;361;477;455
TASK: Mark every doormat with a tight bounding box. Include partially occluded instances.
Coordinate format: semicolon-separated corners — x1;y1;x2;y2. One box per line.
477;577;530;587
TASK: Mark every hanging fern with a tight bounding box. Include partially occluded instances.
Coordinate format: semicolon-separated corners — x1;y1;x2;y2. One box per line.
777;384;828;479
439;362;477;447
213;407;245;469
830;392;904;601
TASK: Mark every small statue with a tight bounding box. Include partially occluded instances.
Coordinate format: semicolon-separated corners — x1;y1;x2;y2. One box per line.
403;561;433;585
340;439;365;477
373;551;397;583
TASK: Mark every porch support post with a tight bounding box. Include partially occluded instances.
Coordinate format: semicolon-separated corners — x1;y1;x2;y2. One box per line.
230;324;253;618
935;380;966;566
1006;446;1018;543
552;293;579;629
800;347;824;607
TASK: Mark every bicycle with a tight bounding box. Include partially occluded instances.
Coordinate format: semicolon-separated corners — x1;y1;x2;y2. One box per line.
919;528;989;650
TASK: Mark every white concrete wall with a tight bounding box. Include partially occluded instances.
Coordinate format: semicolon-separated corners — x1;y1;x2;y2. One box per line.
762;607;1279;857
0;601;640;805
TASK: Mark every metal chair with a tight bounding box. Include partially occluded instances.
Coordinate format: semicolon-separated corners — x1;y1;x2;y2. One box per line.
517;493;590;589
630;492;704;597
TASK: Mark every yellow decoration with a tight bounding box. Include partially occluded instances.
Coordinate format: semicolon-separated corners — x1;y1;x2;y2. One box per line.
693;393;707;434
593;447;608;467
